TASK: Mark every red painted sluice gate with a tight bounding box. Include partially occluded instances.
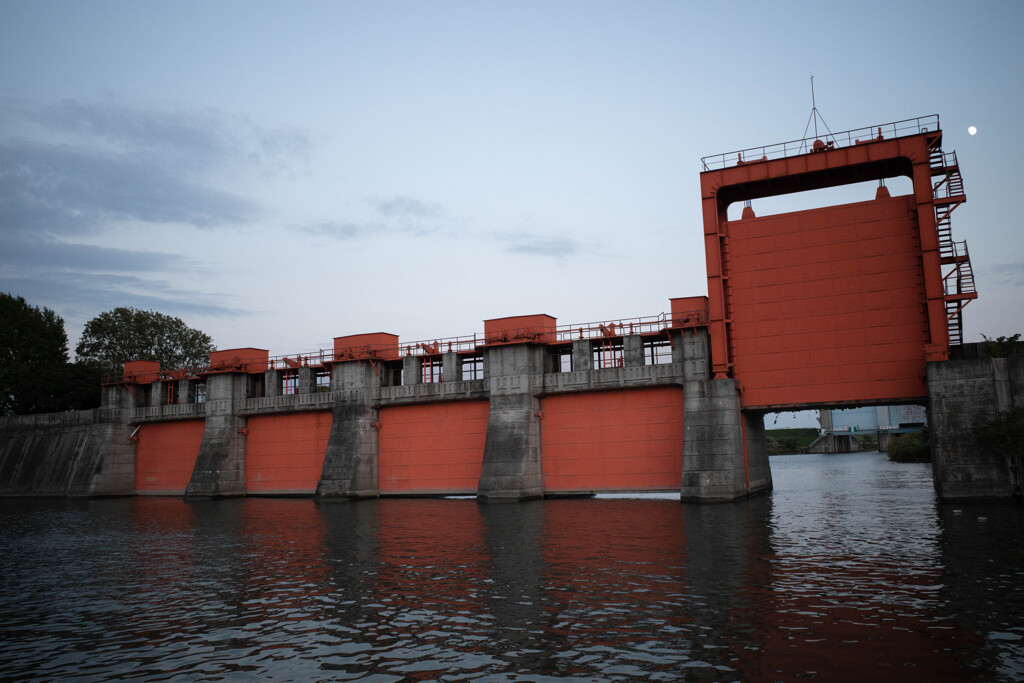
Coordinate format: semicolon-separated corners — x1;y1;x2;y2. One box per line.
541;387;684;493
135;420;205;494
725;195;929;408
245;412;332;494
377;401;490;495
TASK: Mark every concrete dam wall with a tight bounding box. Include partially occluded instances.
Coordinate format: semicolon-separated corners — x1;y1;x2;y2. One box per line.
0;411;134;497
0;317;773;503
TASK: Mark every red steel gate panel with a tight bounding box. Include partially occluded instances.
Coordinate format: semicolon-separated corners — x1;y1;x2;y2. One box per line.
541;387;684;493
378;401;489;495
245;412;332;494
135;420;205;494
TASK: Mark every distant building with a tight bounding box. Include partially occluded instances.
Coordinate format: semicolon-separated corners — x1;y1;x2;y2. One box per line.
818;405;927;433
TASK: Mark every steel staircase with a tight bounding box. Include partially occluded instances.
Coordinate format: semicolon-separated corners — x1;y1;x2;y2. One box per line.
929;145;976;346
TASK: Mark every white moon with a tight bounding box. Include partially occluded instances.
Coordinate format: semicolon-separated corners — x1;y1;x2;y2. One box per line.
968;126;977;136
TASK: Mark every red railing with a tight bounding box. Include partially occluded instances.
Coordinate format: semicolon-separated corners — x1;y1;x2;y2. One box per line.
108;309;710;383
101;365;209;385
700;114;940;171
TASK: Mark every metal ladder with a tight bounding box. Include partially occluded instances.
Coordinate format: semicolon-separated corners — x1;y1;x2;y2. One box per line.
929;146;976;345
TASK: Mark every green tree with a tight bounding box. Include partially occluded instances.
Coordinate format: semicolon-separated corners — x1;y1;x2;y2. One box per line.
17;362;103;414
75;307;216;374
1;293;71;414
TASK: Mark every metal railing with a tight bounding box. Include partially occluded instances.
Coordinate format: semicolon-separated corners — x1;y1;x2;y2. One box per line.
552;311;706;343
700;114;940;171
104;310;711;381
267;350;334;370
400;334;482;357
102;365;209;385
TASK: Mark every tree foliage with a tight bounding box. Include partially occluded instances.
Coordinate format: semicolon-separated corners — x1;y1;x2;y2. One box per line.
981;333;1021;359
75;307;216;374
1;292;101;414
886;429;930;463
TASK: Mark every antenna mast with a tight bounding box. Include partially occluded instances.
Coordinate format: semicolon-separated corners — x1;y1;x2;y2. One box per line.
801;75;835;145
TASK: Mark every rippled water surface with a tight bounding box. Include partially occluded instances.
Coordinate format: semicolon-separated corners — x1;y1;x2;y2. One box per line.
3;452;1024;681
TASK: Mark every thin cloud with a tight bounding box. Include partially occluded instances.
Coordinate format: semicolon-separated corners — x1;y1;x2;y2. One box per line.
300;195;448;241
372;195;442;219
0;97;311;236
0;98;306;327
0;234;186;272
496;232;582;258
299;220;375;240
0;274;244;322
0;140;257;234
987;262;1024;288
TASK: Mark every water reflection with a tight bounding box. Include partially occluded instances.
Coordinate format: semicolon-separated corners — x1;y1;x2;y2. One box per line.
938;503;1024;680
1;453;1023;680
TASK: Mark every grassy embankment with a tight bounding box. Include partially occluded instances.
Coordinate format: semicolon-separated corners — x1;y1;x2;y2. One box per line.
766;427;880;454
765;428;818;455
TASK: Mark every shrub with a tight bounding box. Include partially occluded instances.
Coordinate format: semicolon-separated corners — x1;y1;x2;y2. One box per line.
887;429;930;463
981;333;1021;359
978;407;1024;458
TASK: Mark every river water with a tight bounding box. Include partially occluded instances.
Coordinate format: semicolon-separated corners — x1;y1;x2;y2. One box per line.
2;451;1023;681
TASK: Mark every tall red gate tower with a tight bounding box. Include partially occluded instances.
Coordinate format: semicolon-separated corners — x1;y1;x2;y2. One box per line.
699;115;976;411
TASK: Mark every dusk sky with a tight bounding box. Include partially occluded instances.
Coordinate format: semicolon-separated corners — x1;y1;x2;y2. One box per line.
2;0;1022;371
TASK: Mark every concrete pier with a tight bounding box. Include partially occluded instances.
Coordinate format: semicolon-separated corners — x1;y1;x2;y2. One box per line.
680;379;772;502
316;359;382;499
185;372;247;497
477;343;547;501
928;344;1023;500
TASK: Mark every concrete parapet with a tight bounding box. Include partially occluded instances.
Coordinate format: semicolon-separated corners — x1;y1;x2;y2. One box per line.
131;402;206;423
376;380;488;405
238;391;336;415
538;363;686;394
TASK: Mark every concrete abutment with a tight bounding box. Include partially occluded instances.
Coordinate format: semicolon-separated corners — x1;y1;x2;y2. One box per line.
927;345;1024;501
